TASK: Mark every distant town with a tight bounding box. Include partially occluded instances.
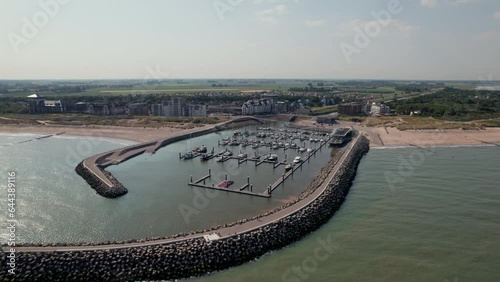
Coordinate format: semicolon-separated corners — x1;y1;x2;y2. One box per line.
1;79;499;128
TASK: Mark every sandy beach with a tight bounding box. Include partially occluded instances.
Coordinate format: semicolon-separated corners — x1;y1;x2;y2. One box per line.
1;123;500;148
0;124;214;143
366;126;500;147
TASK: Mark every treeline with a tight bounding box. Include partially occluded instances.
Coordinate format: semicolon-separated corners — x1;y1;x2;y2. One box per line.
388;87;500;121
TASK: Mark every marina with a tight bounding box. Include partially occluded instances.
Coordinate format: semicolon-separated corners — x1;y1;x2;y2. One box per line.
183;126;335;197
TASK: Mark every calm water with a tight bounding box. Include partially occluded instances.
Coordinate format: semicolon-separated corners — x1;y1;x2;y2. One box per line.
191;146;500;282
0;125;333;244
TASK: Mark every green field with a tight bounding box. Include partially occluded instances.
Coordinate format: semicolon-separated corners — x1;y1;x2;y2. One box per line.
0;80;317;98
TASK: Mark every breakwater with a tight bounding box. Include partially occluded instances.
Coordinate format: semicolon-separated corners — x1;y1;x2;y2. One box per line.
75;162;128;198
1;134;369;281
75;117;262;199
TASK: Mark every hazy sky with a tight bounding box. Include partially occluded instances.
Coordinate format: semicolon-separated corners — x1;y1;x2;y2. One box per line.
1;0;499;80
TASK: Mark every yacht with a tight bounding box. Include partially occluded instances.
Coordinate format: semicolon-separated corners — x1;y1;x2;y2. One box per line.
182;151;194;160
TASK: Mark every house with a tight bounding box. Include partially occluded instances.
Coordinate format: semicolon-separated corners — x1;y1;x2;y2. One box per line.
128;103;149;116
27;94;66;113
338;103;363;115
241;99;273;115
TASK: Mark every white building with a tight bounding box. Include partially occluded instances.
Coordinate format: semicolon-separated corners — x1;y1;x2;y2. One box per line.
150;98;207;117
370;103;390;116
241;99;273;115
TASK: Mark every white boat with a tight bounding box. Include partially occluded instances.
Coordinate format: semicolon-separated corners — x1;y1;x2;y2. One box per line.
268;154;278;161
307;148;313;153
237;153;247;159
223;151;233;157
299;147;306;152
182;151;194;159
215;156;224;162
285;164;293;171
293;156;302;164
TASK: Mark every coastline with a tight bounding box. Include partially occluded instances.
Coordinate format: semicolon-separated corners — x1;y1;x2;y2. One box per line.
2;131;370;281
0;124;204;143
2;123;500;148
357;126;500;148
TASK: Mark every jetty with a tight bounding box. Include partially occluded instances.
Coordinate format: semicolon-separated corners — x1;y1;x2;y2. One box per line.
4;133;370;282
75;117;263;198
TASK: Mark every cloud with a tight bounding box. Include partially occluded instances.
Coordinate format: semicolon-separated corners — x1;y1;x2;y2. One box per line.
332;19;419;37
256;5;286;23
304;19;326;27
420;0;437;7
495;11;500;20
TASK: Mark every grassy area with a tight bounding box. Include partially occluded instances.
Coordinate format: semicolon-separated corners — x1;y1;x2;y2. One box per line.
310;105;338;116
475;118;500;127
336;115;366;123
1;81;310;97
363;116;484;130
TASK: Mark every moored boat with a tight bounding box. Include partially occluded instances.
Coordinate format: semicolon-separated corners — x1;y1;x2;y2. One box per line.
217;180;234;188
268;154;278;161
293;156;302;164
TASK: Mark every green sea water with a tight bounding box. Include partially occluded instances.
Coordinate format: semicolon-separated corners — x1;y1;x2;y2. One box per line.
190;146;500;282
1;132;498;281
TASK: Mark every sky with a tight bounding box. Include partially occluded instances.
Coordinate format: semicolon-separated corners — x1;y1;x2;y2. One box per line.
0;0;499;80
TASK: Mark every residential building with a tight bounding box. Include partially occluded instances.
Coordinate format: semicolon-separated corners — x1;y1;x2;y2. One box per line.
370;103;390;116
338;103;363;115
128;103;149;116
89;103;110;116
241;99;273;115
27;94;66;113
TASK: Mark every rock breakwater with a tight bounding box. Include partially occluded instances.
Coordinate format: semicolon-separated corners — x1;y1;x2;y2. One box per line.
2;135;369;281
